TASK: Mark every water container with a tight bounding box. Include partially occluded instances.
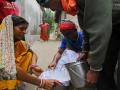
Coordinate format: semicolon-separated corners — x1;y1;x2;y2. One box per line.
65;61;89;89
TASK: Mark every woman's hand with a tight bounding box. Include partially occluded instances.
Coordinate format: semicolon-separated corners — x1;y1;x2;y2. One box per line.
41;79;62;90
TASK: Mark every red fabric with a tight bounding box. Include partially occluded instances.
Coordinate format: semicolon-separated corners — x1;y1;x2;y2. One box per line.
61;0;79;16
59;23;76;32
0;0;19;21
39;23;49;41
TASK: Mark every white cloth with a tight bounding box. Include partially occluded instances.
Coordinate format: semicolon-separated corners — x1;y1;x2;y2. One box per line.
39;68;70;86
57;49;78;65
38;49;78;87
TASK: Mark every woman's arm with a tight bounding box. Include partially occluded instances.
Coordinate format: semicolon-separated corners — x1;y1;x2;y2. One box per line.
16;66;61;89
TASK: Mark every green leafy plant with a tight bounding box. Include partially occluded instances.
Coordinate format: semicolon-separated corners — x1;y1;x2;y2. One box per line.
42;9;56;34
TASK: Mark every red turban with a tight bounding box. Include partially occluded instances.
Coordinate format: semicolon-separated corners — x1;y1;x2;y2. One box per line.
59;23;76;32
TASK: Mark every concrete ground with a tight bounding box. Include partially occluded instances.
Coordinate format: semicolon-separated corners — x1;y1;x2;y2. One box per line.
31;40;60;70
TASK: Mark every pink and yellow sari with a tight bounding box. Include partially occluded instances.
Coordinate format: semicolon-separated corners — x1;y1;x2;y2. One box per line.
0;15;16;80
0;15;33;90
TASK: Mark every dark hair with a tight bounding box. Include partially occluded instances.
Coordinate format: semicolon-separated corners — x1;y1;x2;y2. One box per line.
12;15;29;27
36;0;49;7
8;0;16;2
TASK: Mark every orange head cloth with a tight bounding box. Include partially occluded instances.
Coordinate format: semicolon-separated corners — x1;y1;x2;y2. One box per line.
61;0;79;16
59;23;76;32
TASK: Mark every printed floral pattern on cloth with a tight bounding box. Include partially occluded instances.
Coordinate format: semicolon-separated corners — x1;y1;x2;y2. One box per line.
0;15;16;80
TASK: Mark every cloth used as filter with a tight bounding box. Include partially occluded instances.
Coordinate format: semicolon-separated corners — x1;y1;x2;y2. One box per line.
37;49;78;89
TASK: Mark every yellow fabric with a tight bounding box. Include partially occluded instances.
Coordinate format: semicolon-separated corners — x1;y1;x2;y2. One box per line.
0;21;5;65
15;40;33;72
0;21;5;32
0;40;33;90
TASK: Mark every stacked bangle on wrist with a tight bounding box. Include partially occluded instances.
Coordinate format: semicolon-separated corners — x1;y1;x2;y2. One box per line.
90;66;102;72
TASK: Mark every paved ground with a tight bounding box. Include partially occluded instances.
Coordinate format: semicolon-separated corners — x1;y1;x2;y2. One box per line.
31;40;60;70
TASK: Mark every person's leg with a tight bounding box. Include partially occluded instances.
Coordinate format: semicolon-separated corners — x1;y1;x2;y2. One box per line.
97;26;120;90
117;51;120;90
